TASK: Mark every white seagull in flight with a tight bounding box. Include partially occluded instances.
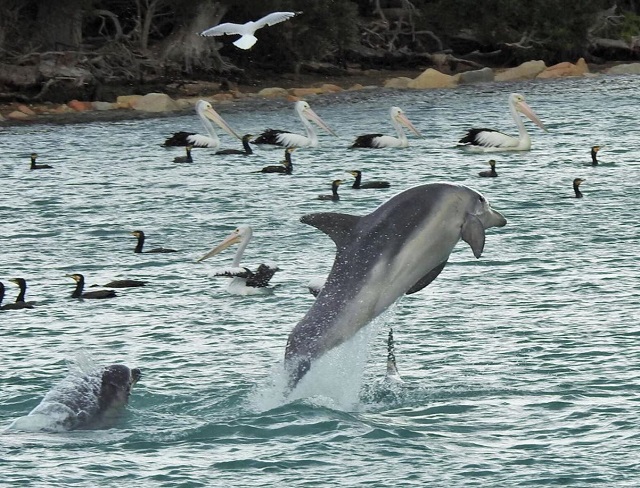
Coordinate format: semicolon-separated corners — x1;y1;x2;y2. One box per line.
200;11;300;50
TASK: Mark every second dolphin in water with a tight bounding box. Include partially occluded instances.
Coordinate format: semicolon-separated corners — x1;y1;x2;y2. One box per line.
285;182;507;389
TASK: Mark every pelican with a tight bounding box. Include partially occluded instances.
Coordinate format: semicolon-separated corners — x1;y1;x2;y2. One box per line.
252;101;338;148
196;225;279;295
351;106;422;148
200;11;300;50
458;93;547;152
162;100;241;148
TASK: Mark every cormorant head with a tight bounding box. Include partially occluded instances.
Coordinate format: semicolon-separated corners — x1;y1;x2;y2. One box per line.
66;273;84;283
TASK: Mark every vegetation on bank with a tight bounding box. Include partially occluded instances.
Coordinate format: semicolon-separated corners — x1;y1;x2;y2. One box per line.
0;0;638;103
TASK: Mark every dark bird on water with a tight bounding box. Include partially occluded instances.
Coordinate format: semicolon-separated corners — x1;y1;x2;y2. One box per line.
215;264;279;288
30;153;52;170
317;179;343;201
7;278;36;307
258;148;294;174
590;145;602;165
479;159;498;177
0;281;33;310
91;279;147;288
173;145;193;163
67;274;117;299
216;134;254;155
131;230;177;254
348;170;390;189
572;178;586;198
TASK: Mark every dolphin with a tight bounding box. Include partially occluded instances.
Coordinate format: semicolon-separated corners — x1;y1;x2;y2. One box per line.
285;182;507;389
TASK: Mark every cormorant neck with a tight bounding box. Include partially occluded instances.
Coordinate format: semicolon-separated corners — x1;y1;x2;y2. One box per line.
134;234;144;253
574;185;583;198
591;150;598;165
72;277;85;298
352;172;362;188
16;282;26;302
242;138;253;154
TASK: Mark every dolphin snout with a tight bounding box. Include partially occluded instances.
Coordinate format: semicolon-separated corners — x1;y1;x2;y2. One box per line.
488;209;507;228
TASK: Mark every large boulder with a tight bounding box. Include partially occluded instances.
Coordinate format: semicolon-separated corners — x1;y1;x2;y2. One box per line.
257;87;288;98
131;93;179;112
407;68;457;89
607;63;640;75
458;67;495;85
495;60;546;82
537;58;589;79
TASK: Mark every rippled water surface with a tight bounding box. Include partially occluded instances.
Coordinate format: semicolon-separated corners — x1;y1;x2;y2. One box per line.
1;75;639;487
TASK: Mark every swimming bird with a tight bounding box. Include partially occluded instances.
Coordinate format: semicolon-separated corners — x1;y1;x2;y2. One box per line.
200;11;300;50
173;145;193;163
317;179;343;201
351;106;422;148
590;145;603;165
478;160;498;177
92;279;147;288
196;225;279;295
252;101;338;148
216;134;254;155
30;153;52;170
348;170;390;189
572;178;586;198
385;328;403;384
130;230;177;254
458;93;547;151
258;148;295;174
67;274;117;299
8;278;36;307
0;282;33;310
162;100;241;149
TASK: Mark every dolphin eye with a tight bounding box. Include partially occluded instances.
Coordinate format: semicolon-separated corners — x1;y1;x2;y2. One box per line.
478;195;486;203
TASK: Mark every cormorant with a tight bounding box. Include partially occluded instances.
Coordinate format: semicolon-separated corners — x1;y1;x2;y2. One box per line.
91;279;147;288
479;160;498;177
30;153;52;170
130;230;177;253
348;170;390;189
173;145;193;163
216;134;254;155
67;274;117;299
0;282;33;310
572;178;586;198
258;148;294;174
317;180;343;201
8;278;36;307
590;145;602;165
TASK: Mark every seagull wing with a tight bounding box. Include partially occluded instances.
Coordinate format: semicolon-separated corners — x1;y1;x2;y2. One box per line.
200;22;245;37
253;11;297;30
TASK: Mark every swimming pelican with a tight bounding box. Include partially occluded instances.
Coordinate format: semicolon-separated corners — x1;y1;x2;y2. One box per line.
458;93;547;152
200;11;300;50
351;106;422;148
196;226;279;295
252;101;338;148
162;100;241;148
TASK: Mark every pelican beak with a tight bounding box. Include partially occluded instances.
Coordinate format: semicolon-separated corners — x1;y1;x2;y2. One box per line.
202;106;242;140
516;100;547;132
396;112;422;137
303;107;339;137
197;230;242;263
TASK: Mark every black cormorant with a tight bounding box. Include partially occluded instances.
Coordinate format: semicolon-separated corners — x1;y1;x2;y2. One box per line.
91;279;147;288
8;278;36;307
479;160;498;177
173;145;193;163
590;146;602;165
572;178;585;198
0;282;33;310
67;274;117;299
30;153;52;170
317;180;343;201
131;230;177;253
258;148;294;174
348;170;390;189
216;134;254;155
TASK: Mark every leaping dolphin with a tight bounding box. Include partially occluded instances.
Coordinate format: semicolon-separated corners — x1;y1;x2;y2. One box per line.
285;182;507;389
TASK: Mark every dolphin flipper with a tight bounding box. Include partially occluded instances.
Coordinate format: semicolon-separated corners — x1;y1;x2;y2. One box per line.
406;261;447;295
461;214;486;258
300;213;361;249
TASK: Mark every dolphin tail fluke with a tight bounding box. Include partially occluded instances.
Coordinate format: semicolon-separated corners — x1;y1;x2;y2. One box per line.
285;357;311;391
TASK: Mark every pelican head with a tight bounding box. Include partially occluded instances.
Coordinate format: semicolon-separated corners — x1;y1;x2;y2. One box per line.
295;101;338;137
510;93;547;132
390;106;422;137
197;225;252;263
195;100;241;140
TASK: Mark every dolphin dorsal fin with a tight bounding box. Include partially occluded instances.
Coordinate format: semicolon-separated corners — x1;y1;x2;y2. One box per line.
300;212;360;249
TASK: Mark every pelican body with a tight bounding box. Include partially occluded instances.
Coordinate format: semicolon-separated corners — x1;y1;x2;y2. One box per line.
351;107;422;148
200;11;300;50
459;93;547;152
197;226;279;295
163;100;241;149
252;101;338;148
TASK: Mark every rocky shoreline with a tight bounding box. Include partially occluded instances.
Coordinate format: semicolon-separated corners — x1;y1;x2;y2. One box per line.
2;60;639;127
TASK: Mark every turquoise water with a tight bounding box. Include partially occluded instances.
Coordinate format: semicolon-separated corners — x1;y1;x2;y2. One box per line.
1;74;639;486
